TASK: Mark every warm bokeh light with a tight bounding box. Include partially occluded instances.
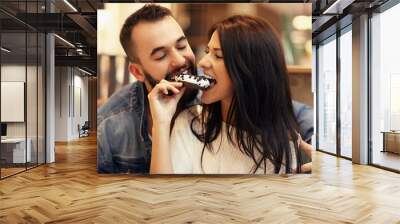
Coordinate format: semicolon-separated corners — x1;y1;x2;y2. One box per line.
292;16;312;30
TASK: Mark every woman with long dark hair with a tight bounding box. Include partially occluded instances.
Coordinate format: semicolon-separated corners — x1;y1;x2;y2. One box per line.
148;15;306;174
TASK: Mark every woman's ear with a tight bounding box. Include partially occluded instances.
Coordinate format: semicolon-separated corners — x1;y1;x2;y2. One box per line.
129;63;145;82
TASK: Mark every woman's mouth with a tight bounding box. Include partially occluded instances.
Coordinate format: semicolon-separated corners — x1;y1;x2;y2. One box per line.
200;73;216;91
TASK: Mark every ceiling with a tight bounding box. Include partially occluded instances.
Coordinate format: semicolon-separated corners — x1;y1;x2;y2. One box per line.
0;0;97;74
312;0;390;43
7;0;383;74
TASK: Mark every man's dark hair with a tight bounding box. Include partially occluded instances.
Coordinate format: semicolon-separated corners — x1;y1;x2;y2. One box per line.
119;4;172;62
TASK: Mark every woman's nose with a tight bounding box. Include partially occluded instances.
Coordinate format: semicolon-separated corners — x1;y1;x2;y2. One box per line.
198;55;211;70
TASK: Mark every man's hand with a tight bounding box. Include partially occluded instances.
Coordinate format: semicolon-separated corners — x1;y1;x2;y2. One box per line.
301;162;312;173
148;79;185;125
299;138;313;173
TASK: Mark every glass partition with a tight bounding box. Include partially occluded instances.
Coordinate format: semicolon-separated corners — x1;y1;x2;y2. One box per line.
27;30;38;169
0;1;46;179
370;3;400;171
1;30;28;178
317;35;337;154
339;27;352;158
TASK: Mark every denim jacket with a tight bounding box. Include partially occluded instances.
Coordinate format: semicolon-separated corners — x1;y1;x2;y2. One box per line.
97;82;151;173
292;100;314;143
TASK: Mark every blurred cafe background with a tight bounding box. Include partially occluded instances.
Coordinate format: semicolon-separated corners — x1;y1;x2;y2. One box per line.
97;3;312;109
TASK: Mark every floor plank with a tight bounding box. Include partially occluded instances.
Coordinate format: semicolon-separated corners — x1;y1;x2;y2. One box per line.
0;135;399;223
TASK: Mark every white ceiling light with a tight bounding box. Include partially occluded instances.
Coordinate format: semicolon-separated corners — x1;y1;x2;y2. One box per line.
323;0;355;15
78;67;93;76
54;34;75;48
1;47;11;53
63;0;78;12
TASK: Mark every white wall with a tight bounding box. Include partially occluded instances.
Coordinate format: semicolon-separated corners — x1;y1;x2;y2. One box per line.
55;66;69;141
1;65;34;138
55;67;89;141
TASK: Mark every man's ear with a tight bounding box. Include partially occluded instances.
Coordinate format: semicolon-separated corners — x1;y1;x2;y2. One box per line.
128;63;145;82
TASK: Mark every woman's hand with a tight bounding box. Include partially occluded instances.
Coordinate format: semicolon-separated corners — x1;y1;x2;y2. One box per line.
148;80;185;174
148;80;185;125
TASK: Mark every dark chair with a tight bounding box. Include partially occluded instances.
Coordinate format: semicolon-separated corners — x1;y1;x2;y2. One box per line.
79;121;90;138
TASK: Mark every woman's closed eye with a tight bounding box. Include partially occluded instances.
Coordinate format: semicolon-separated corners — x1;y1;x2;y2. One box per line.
205;47;223;59
215;53;223;59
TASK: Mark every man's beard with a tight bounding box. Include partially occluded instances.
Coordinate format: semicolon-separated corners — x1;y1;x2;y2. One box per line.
142;71;158;88
142;60;199;109
142;60;197;88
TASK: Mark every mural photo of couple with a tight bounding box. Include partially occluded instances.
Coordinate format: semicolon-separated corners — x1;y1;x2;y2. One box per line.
97;3;313;175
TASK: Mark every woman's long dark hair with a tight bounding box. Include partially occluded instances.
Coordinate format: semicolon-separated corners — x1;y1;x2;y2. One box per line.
191;15;302;174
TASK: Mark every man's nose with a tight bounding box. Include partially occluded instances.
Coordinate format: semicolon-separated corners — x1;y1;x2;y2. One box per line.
170;49;186;68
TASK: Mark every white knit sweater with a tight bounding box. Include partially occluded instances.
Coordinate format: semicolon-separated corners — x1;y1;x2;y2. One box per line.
170;107;298;174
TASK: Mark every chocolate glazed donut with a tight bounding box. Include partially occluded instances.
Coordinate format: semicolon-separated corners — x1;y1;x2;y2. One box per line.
170;70;216;91
164;69;216;96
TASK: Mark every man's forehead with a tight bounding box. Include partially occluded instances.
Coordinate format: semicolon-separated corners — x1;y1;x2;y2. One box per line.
131;16;185;51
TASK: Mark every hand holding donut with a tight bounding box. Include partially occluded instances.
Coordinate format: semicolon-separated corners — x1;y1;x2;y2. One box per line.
148;79;186;125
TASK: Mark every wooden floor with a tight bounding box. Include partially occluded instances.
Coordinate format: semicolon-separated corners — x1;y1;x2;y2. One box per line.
0;135;400;223
1;163;45;178
1;167;26;178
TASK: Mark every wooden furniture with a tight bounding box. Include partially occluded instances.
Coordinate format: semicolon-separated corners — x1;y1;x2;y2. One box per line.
382;131;400;154
287;66;313;107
